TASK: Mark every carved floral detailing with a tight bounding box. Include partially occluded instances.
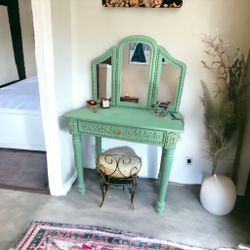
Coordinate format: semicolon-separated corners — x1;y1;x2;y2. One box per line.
78;121;164;145
163;132;180;150
121;36;157;45
69;119;79;135
69;120;180;148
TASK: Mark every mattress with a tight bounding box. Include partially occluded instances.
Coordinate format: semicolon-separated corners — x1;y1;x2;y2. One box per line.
0;76;41;114
0;76;45;150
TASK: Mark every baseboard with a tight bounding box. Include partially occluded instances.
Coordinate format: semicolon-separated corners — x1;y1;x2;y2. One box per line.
0;143;45;151
59;172;77;196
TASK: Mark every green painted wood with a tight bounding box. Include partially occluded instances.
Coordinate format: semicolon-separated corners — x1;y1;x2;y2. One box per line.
66;106;181;212
66;107;182;212
67;35;186;213
91;35;186;111
95;137;102;165
69;120;85;195
156;149;175;214
65;107;183;132
72;134;85;195
79;120;165;146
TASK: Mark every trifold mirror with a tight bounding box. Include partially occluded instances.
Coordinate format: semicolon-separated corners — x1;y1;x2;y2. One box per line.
92;35;186;113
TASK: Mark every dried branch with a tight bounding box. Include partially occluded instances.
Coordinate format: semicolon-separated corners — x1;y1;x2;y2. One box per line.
200;33;249;174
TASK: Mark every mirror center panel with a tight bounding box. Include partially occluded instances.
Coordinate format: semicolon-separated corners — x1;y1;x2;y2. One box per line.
120;43;151;105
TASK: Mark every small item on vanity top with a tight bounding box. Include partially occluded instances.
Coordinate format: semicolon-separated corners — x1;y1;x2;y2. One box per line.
170;112;182;121
120;96;139;103
151;101;171;117
158;101;171;109
86;100;98;113
100;98;111;109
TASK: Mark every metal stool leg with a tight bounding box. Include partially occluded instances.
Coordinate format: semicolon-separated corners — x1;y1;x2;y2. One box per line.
130;176;137;210
99;175;109;207
100;183;108;207
97;151;141;210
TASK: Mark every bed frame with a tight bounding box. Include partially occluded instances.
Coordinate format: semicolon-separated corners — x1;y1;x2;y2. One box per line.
0;0;45;151
0;0;26;85
0;111;45;151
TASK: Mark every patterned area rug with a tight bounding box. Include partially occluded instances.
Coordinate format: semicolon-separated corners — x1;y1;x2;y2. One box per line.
10;221;206;250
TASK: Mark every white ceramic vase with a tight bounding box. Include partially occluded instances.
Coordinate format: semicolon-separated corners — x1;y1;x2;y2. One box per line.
200;174;236;216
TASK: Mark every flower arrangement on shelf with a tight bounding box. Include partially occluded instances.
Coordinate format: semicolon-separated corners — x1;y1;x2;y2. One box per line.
199;33;249;216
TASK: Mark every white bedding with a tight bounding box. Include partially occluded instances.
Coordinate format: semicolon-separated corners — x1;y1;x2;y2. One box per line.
0;76;40;112
0;76;45;151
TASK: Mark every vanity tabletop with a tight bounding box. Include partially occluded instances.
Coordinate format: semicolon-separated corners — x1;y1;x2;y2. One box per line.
65;106;183;132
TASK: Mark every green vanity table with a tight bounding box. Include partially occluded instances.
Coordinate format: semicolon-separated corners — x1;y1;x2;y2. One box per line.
65;35;186;213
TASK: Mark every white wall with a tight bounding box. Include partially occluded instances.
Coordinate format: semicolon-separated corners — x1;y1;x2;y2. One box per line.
51;0;75;187
0;6;18;85
19;0;37;77
70;0;250;184
31;0;75;195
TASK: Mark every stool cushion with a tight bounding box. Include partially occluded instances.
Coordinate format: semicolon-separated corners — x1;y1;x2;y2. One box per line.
98;146;141;178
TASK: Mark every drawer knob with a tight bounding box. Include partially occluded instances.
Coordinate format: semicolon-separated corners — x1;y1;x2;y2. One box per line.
114;129;121;135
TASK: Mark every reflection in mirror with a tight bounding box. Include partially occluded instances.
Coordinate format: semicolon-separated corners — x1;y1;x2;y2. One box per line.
120;43;151;105
97;57;112;100
157;58;180;106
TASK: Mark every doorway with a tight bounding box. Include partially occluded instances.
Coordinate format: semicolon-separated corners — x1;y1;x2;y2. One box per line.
0;0;48;193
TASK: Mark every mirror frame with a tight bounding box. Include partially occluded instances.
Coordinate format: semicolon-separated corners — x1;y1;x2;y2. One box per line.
153;46;186;113
91;35;186;112
92;47;117;105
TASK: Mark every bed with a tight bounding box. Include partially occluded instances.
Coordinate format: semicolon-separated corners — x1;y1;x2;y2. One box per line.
0;76;45;151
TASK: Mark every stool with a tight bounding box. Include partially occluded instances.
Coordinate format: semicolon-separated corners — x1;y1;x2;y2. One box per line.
97;146;142;210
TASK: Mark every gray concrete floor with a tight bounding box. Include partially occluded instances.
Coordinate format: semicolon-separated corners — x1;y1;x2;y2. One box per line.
0;169;249;250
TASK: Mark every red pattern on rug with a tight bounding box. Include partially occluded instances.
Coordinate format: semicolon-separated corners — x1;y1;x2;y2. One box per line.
11;221;207;250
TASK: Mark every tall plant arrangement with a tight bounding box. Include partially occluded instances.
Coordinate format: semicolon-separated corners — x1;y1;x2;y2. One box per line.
200;33;248;175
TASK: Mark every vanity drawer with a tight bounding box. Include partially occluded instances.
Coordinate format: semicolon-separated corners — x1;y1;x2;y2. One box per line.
78;120;164;145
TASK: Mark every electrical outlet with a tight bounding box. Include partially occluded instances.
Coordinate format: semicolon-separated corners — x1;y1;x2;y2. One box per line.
186;157;192;165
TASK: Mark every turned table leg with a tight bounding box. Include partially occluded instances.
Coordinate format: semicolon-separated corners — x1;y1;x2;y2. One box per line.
156;148;174;214
72;134;85;195
96;136;102;156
